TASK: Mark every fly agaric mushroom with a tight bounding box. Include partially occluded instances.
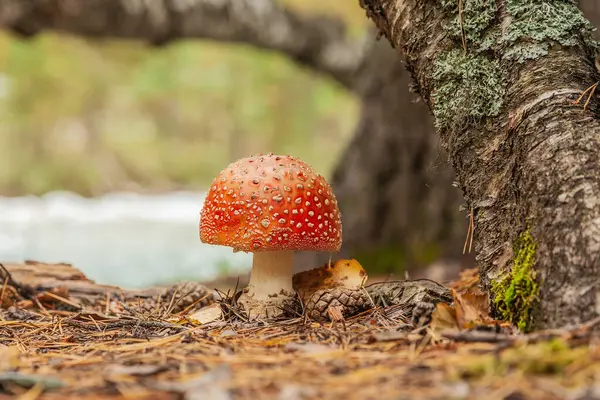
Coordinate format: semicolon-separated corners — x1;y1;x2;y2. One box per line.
199;153;342;319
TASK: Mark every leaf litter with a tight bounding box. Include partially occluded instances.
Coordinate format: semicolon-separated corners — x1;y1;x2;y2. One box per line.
0;261;598;400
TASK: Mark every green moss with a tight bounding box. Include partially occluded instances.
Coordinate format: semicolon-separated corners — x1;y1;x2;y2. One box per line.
507;339;589;374
454;338;589;378
492;230;539;332
432;50;505;129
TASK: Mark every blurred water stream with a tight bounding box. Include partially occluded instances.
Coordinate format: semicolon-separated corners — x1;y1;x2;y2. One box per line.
0;191;251;289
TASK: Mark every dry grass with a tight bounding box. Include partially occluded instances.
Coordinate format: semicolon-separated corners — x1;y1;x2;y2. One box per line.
0;263;599;400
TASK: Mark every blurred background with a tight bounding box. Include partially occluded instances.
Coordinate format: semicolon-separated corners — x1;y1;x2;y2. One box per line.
0;1;369;289
0;1;598;289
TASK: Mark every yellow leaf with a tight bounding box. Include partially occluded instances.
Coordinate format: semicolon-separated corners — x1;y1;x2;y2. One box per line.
452;288;490;330
430;302;458;339
292;259;367;304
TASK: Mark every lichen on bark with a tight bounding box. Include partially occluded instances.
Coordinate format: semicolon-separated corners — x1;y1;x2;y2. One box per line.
431;0;596;129
430;0;501;129
492;230;539;332
501;0;596;62
437;0;595;59
432;50;505;129
437;0;497;48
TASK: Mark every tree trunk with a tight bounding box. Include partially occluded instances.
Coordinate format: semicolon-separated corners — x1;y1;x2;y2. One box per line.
359;0;600;330
296;39;467;275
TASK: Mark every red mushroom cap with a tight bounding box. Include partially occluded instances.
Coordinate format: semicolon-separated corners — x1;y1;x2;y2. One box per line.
199;153;342;253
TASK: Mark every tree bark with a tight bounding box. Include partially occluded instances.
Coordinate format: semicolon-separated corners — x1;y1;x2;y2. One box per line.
359;0;600;330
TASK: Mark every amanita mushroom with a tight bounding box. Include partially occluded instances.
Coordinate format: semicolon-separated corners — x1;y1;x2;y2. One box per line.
199;153;342;319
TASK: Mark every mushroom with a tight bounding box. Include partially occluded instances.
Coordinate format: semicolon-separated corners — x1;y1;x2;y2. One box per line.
199;153;342;319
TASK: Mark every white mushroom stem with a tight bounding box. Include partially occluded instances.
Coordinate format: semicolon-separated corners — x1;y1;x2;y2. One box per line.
245;250;294;300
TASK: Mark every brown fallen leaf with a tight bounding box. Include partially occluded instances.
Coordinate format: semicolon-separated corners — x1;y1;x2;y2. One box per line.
449;267;480;291
429;302;458;339
452;287;490;330
187;303;223;325
292;259;367;304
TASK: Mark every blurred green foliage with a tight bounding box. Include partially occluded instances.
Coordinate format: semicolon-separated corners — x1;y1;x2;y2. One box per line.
0;2;367;196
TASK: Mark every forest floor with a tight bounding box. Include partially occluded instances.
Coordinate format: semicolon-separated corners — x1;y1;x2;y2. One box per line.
0;262;599;400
